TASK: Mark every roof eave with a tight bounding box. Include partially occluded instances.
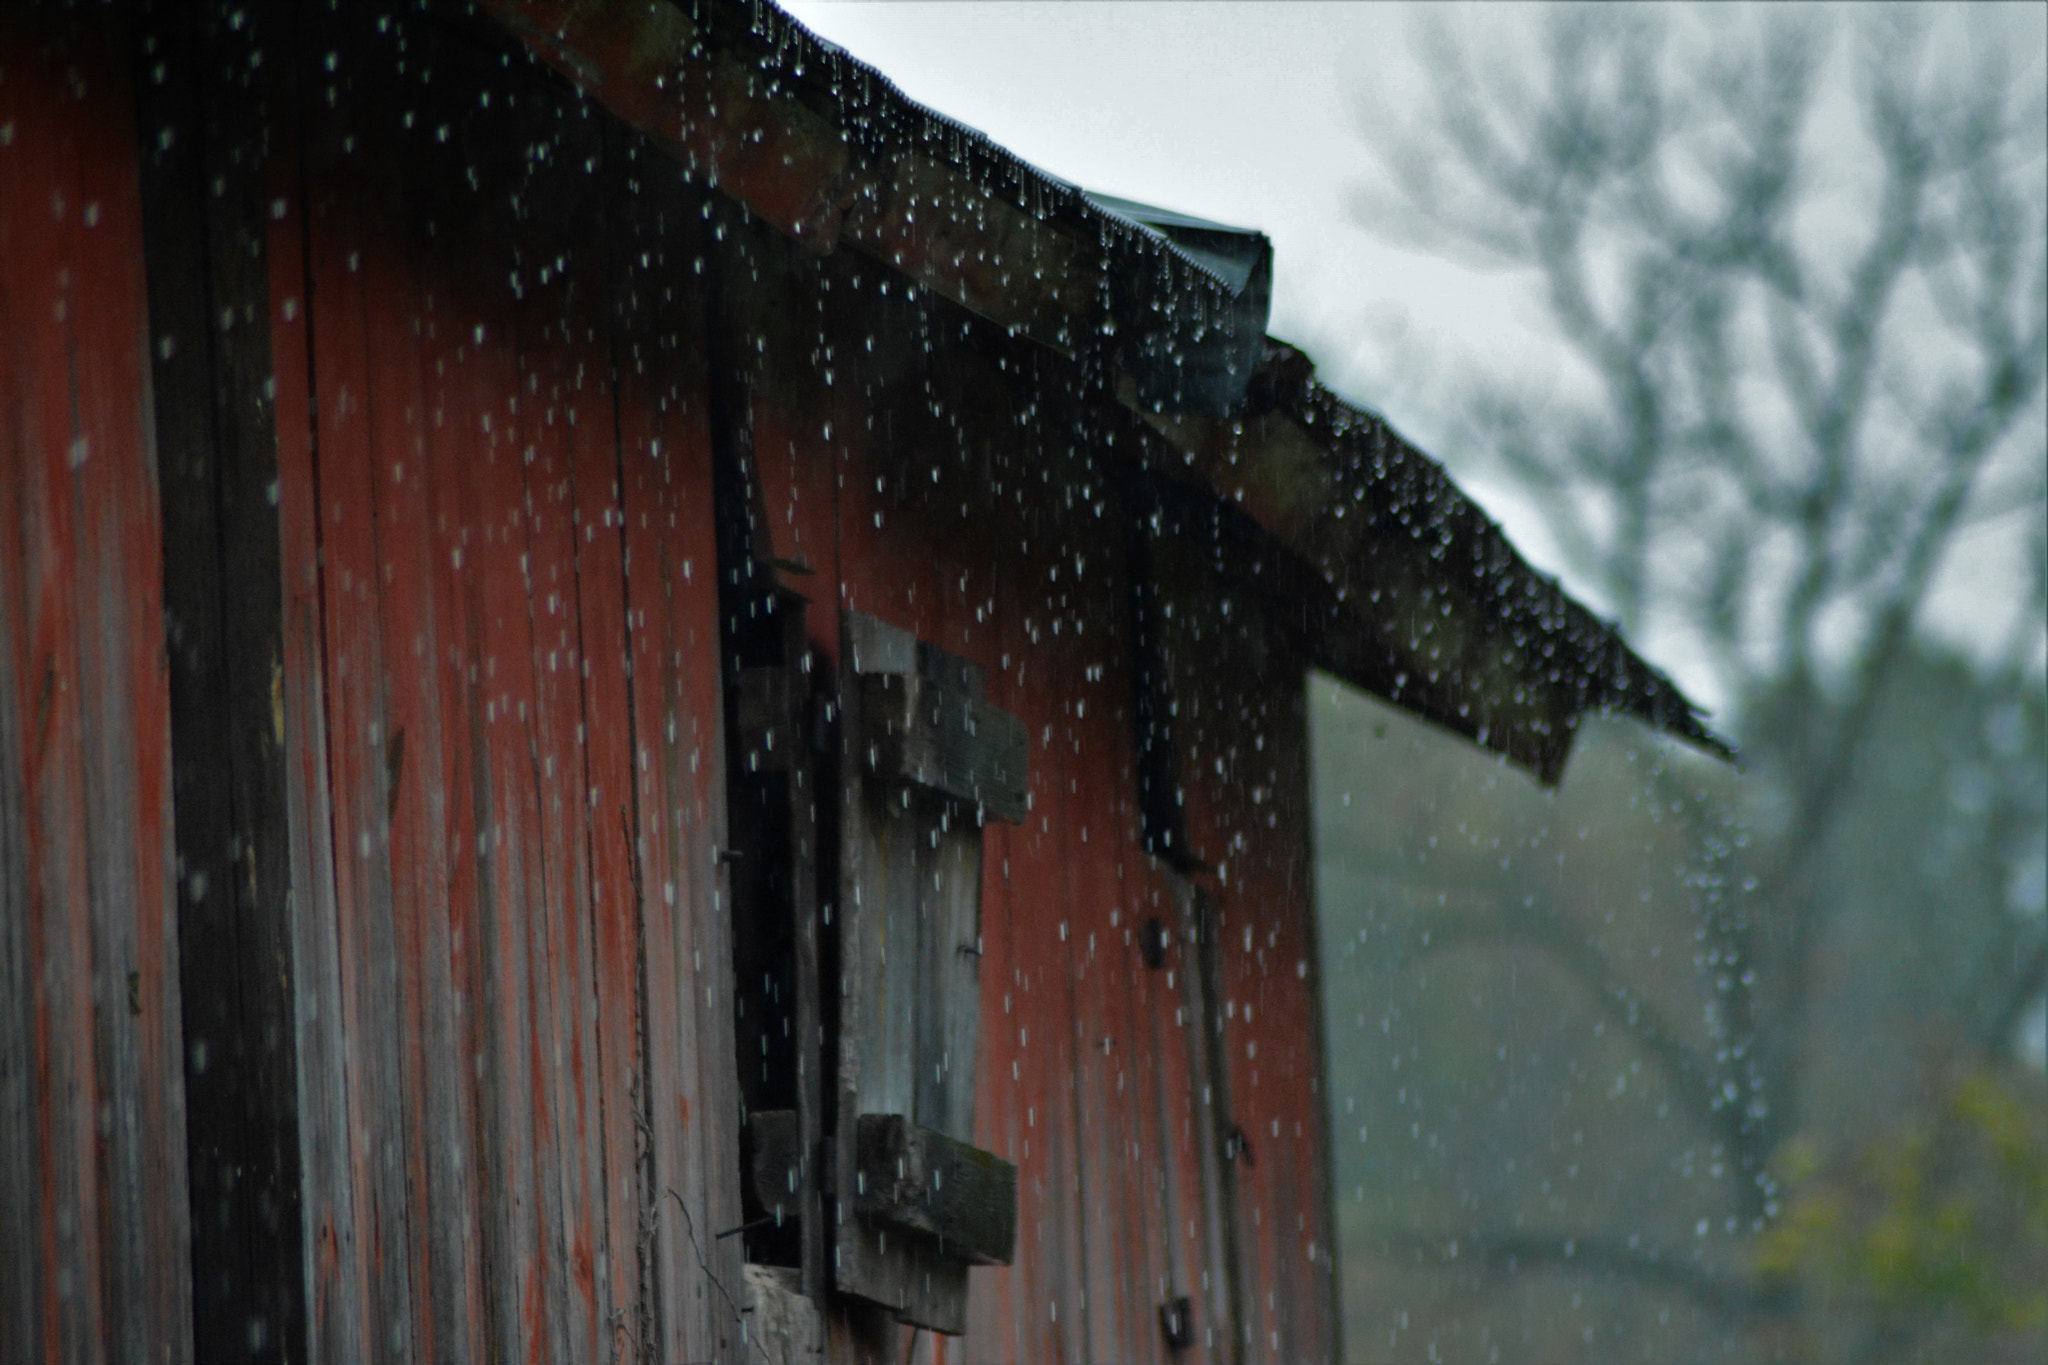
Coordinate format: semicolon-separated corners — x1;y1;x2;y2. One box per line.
480;0;1733;783
1140;346;1736;780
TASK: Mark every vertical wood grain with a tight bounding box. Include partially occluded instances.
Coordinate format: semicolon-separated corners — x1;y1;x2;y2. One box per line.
263;13;368;1354
1157;521;1342;1365
263;12;759;1359
245;9;1345;1363
612;157;747;1365
0;12;193;1362
133;3;310;1356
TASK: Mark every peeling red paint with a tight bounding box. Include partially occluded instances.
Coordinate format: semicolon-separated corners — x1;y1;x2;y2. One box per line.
3;7;1350;1362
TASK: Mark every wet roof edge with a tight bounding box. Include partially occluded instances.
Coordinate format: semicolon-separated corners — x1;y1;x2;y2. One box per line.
483;0;1251;352
480;0;1733;779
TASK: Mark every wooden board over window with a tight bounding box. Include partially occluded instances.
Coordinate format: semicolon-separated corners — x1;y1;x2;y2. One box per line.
832;610;1024;1333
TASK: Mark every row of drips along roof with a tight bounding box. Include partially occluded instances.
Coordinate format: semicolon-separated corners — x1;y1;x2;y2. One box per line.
486;0;1731;782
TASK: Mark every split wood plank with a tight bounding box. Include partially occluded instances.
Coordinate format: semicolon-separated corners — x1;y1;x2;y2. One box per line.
264;10;368;1354
612;164;749;1365
133;3;308;1357
294;31;425;1354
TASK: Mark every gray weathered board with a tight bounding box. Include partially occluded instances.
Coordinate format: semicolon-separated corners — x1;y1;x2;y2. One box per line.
743;1264;822;1365
853;1113;1016;1267
859;669;1028;824
833;611;1024;1333
755;1108;1017;1269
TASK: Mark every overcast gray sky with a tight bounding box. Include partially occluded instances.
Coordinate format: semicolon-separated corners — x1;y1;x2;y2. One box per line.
777;2;2047;707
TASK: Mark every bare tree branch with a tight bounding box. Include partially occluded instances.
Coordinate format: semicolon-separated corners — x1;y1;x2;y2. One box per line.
1419;898;1762;1192
1348;5;2048;1347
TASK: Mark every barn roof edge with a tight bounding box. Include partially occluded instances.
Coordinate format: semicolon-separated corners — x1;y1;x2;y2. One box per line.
479;0;1733;780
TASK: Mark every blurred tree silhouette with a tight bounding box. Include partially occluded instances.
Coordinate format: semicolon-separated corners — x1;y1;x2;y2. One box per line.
1325;3;2047;1359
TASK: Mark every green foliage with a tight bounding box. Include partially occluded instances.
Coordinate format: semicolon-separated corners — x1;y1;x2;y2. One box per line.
1313;653;2046;1363
1755;1066;2048;1359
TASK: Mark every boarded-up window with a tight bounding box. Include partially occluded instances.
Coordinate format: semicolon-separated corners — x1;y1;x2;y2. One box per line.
829;610;1025;1333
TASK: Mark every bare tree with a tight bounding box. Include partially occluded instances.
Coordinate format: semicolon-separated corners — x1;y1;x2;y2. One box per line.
1347;1;2048;1346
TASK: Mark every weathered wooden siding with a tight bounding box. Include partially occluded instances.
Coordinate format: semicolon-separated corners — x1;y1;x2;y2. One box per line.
132;5;310;1356
262;11;742;1361
731;206;1339;1362
0;13;194;1363
1156;525;1343;1365
2;7;1340;1362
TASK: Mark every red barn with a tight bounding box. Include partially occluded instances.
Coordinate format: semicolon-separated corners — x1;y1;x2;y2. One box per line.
0;3;1723;1362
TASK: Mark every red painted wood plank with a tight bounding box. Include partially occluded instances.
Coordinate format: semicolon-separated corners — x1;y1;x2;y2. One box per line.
514;265;622;1365
962;484;1057;1363
404;192;560;1365
472;170;635;1357
369;215;487;1365
269;19;761;1359
1134;861;1227;1364
1225;679;1337;1365
0;15;193;1363
1067;580;1173;1365
1170;591;1340;1365
567;132;649;1364
291;42;436;1353
614;335;698;1365
0;71;107;1348
951;444;1033;1357
265;51;372;1365
1004;581;1096;1365
1044;536;1155;1365
64;26;188;1360
612;254;748;1363
969;807;1029;1364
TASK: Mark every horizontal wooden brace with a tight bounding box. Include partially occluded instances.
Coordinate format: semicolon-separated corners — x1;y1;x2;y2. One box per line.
859;673;1028;824
854;1113;1017;1268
